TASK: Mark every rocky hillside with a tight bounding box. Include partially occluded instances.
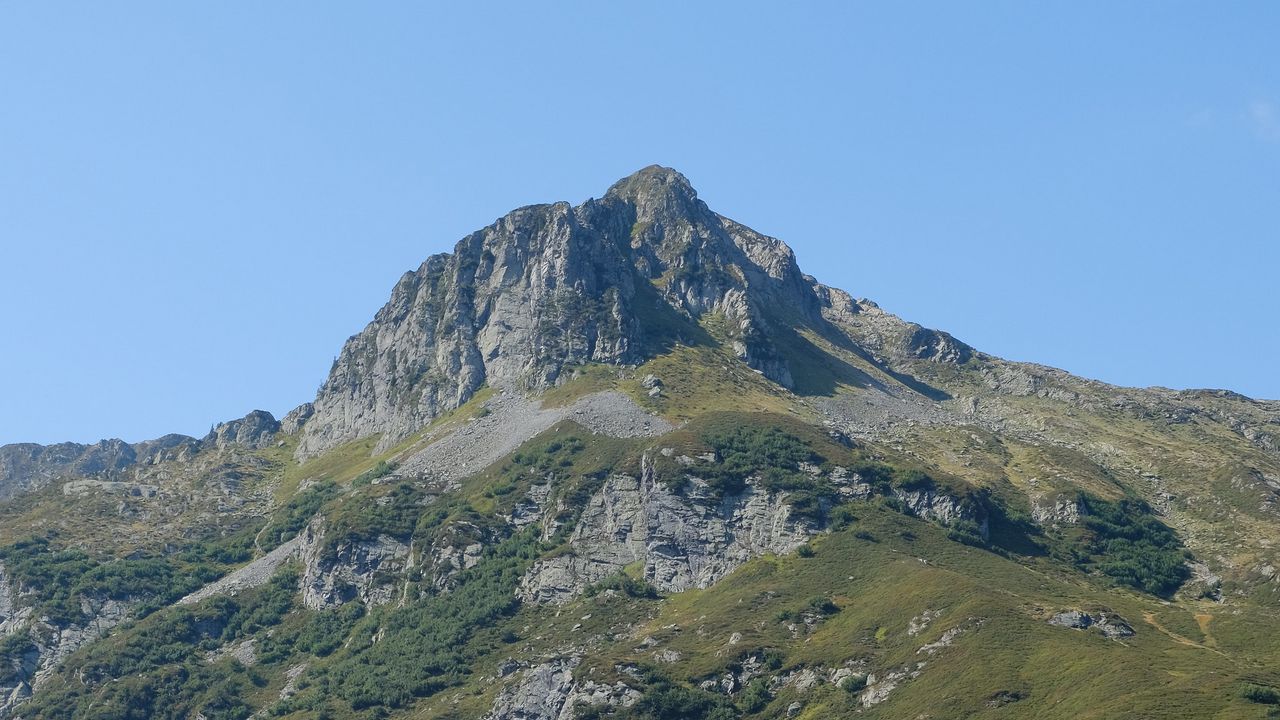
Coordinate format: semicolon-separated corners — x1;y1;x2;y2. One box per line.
2;167;1279;720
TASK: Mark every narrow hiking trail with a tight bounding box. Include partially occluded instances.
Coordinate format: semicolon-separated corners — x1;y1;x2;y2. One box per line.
1142;611;1228;658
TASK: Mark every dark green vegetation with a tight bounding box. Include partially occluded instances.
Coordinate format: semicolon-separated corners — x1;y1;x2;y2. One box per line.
259;480;340;549
1066;495;1191;597
2;408;1222;720
22;569;298;720
284;529;542;713
0;530;256;627
578;675;738;720
1243;684;1280;705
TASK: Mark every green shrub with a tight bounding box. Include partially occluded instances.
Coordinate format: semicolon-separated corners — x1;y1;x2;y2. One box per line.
1244;685;1280;705
260;480;340;548
351;460;396;488
761;648;785;670
893;468;935;490
681;424;837;523
291;603;366;658
806;595;839;615
841;673;868;692
1072;495;1190;597
829;506;858;530
947;520;987;547
740;677;772;712
0;631;34;684
585;572;661;599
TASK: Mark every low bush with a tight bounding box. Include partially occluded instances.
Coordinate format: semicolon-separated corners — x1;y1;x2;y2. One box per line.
1071;495;1190;597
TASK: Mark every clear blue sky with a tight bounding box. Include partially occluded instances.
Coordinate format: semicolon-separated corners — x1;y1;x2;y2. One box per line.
2;3;1277;445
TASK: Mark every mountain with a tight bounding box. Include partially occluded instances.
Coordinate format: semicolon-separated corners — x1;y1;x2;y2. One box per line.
2;166;1279;719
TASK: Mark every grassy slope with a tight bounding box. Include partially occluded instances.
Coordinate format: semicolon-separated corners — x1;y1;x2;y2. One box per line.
403;502;1280;719
10;321;1280;719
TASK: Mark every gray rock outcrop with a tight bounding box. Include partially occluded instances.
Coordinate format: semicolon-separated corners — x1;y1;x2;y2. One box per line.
485;657;639;720
297;166;835;459
1048;609;1134;639
297;519;412;610
280;403;314;435
0;439;141;499
520;454;811;604
203;410;280;450
892;486;989;539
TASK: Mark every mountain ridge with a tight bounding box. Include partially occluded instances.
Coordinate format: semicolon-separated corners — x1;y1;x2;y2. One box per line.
2;167;1280;719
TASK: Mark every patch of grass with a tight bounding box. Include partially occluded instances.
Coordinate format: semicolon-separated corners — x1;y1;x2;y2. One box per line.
539;364;622;408
283;435;381;494
629;344;796;422
566;505;1259;719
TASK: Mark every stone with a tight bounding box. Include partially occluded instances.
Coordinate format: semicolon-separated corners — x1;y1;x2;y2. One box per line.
518;453;812;604
298;519;411;610
203;410;280;450
485;657;639;720
1049;610;1092;629
297;166;825;459
280;402;315;434
1048;610;1135;640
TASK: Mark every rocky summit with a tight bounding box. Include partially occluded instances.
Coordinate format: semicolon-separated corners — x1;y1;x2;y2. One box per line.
2;167;1279;719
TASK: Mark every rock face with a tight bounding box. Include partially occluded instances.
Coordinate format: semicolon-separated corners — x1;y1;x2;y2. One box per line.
1048;609;1135;639
203;410;280;450
892;486;989;539
0;565;132;718
297;519;412;610
485;657;639;720
519;455;812;604
280;403;314;435
0;440;140;499
0;411;279;499
297;166;831;459
1031;495;1084;527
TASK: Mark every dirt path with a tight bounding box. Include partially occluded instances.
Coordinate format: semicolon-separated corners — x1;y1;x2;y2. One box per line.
1142;611;1228;657
1194;613;1218;648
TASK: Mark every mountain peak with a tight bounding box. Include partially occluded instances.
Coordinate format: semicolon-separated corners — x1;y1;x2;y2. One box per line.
295;168;829;458
604;165;700;215
607;164;695;194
